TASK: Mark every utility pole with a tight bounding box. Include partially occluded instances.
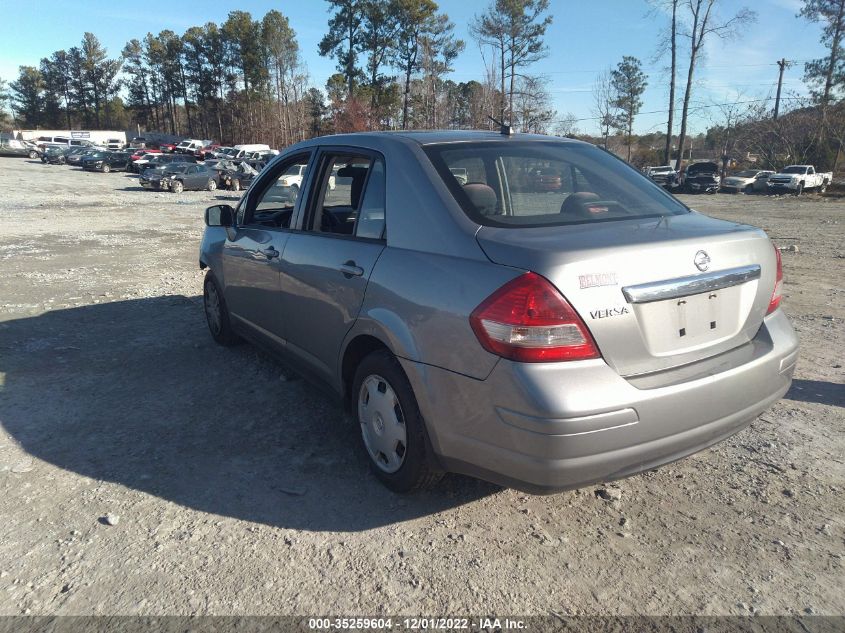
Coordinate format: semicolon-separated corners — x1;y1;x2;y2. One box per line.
774;58;788;120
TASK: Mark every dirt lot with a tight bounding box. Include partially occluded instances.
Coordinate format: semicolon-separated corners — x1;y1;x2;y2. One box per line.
0;156;843;618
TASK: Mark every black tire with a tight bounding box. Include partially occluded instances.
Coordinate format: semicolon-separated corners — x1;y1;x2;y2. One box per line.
171;179;184;193
352;350;442;493
744;184;754;194
207;179;217;191
231;178;241;192
28;150;38;159
203;272;240;346
820;180;828;193
795;182;803;196
289;184;299;202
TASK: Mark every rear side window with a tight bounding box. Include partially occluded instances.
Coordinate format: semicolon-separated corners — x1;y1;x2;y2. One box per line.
425;141;689;227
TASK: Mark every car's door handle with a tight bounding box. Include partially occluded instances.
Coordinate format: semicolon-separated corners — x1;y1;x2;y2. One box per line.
339;261;364;278
260;246;279;259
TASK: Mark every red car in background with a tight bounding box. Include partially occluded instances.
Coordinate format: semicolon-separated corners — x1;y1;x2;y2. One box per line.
130;149;162;162
197;144;222;160
158;143;177;153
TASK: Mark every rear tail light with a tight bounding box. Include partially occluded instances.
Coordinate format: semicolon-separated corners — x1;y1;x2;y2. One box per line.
767;244;783;314
470;272;600;362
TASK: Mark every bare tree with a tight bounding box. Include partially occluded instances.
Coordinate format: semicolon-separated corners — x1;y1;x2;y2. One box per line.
554;112;579;137
513;75;555;133
650;0;680;165
592;69;615;149
674;0;756;170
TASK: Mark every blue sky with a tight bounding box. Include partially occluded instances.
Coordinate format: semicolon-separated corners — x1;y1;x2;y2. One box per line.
0;0;828;134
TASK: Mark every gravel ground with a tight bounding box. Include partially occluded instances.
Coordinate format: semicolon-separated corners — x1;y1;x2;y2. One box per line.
0;157;843;617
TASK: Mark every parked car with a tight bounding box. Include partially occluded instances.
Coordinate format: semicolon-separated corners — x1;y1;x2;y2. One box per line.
34;136;96;151
140;163;216;192
211;159;261;191
449;167;469;185
197;144;222;160
721;169;775;194
81;151;131;172
230;143;272;160
158;142;178;153
0;139;39;158
175;139;207;155
199;131;798;493
129;148;162;165
65;147;100;166
40;146;68;164
684;161;721;193
106;138;125;150
644;165;678;188
766;165;832;195
529;168;563;191
136;153;197;175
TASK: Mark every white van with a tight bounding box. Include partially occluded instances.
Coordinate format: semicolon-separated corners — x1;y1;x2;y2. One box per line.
175;139;206;155
231;143;271;159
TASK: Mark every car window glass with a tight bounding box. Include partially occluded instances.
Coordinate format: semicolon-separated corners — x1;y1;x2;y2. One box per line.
356;159;386;240
427;142;688;227
310;155;372;235
249;155;310;229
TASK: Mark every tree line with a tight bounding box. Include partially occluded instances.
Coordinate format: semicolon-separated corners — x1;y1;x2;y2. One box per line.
2;0;845;172
2;0;558;144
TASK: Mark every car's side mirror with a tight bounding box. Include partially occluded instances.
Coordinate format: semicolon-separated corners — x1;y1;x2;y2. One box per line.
206;204;234;227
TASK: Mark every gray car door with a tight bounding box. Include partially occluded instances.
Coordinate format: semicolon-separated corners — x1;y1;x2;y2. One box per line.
219;152;313;349
279;150;387;381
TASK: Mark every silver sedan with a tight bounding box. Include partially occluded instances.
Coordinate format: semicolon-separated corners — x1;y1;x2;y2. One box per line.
199;131;798;493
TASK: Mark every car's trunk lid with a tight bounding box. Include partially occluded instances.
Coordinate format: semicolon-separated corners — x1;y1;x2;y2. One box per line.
476;212;777;377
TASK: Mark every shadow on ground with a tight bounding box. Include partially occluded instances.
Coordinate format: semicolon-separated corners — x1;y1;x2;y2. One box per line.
0;297;498;532
785;379;845;408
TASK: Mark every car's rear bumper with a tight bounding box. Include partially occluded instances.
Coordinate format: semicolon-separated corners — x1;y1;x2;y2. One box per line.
402;309;798;493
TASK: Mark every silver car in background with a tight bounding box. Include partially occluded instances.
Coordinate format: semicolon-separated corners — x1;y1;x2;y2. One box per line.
199;131;798;493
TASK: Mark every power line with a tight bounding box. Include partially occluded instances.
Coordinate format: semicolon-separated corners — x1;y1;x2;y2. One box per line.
554;95;806;124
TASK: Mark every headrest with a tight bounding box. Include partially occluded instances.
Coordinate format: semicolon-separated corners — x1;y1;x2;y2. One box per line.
560;192;606;217
463;183;498;216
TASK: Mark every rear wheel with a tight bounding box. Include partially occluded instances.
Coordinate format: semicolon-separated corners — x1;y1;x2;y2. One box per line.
353;350;441;492
289;184;299;203
203;272;240;346
820;180;828;193
230;178;241;192
171;179;184;193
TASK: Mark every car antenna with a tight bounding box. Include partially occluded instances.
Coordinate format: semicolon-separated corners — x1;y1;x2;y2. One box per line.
488;116;514;136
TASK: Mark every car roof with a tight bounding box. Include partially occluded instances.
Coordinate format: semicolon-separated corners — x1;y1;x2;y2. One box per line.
294;130;582;148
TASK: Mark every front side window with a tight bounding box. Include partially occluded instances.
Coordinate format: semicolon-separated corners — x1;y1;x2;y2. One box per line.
247;154;311;229
425;141;689;227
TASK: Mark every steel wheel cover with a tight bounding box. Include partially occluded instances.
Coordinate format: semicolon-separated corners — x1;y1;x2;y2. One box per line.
358;374;407;473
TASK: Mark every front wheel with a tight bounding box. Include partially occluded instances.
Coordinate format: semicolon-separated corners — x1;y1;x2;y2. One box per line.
289;184;299;203
794;183;803;196
29;150;38;159
230;178;240;192
353;350;441;492
102;164;110;173
203;272;240;346
171;180;184;193
744;184;754;194
207;179;217;191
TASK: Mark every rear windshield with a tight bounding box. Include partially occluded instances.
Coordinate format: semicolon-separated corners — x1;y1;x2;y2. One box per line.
424;141;688;227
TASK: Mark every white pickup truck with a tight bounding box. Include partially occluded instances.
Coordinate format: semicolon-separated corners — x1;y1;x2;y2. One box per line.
766;165;832;195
